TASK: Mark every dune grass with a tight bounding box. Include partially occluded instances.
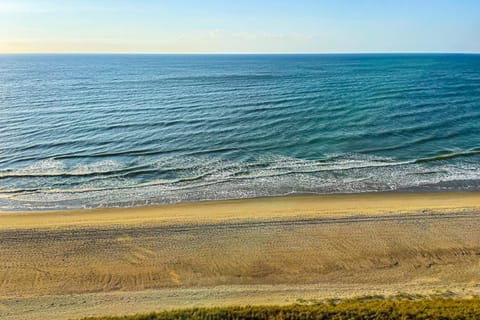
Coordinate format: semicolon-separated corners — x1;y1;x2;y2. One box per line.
82;296;480;320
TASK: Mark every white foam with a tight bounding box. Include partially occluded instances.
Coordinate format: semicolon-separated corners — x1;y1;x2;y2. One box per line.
0;159;126;177
1;153;480;210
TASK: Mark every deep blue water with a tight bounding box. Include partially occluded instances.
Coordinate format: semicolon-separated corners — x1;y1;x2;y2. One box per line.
1;54;480;210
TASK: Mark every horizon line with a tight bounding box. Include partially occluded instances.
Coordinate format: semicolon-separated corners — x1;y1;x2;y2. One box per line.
1;51;480;55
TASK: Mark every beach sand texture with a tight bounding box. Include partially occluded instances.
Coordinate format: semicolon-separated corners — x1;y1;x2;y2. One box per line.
1;192;480;319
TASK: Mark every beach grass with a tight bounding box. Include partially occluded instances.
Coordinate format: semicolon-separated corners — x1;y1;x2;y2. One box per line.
81;297;480;320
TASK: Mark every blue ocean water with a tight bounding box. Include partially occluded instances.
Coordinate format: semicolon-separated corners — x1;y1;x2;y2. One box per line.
1;54;480;210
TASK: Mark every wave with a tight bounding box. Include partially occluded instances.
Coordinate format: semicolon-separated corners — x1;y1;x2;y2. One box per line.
0;159;131;179
415;149;480;163
1;152;480;211
2;150;479;182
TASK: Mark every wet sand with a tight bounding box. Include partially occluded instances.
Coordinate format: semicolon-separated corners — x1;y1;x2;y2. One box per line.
2;191;480;230
1;192;480;319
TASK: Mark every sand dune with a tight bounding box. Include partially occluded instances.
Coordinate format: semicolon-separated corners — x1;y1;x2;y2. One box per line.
1;192;480;319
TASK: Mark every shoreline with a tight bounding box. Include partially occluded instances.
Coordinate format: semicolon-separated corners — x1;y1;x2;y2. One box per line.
1;191;480;230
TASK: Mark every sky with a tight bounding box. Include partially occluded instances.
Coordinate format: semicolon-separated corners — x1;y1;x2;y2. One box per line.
0;0;479;53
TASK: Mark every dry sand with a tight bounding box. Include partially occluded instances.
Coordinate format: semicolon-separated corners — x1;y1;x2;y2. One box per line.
1;192;480;319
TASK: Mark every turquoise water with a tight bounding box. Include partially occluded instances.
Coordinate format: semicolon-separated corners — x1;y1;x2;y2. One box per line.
1;54;480;210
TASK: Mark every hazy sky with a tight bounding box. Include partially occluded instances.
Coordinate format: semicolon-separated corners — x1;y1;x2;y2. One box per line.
1;0;479;53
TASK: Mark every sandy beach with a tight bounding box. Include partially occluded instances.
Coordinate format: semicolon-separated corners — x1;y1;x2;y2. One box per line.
1;192;480;319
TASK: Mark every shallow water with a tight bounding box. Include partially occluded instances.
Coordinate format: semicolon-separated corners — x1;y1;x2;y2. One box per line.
1;54;479;210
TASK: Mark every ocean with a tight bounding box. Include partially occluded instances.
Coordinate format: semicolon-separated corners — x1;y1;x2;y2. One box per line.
1;54;479;210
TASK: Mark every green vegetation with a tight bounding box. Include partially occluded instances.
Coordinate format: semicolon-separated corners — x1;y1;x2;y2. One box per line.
83;296;480;320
